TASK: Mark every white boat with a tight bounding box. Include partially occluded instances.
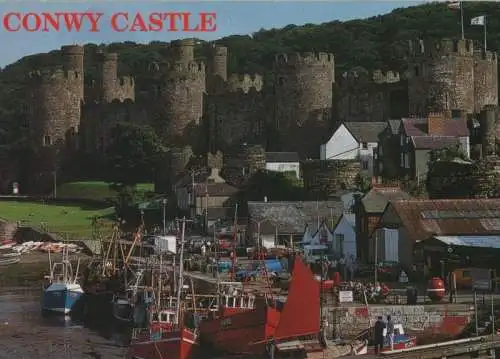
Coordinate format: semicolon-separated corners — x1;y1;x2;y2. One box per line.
41;247;84;314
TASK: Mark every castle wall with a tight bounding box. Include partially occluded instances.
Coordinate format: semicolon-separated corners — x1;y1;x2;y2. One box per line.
336;70;406;124
302;159;360;197
206;82;264;149
408;39;477;115
273;53;335;158
80;101;147;152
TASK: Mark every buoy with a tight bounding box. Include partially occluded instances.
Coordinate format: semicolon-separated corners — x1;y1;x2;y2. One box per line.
427;277;445;302
399;270;408;283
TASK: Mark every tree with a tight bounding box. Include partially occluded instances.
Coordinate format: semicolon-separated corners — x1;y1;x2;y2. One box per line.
236;170;305;211
105;122;167;208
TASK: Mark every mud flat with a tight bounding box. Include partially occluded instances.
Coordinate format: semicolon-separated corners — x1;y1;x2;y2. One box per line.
0;288;127;359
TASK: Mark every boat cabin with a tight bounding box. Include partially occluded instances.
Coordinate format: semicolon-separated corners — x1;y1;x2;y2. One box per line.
220;293;255;310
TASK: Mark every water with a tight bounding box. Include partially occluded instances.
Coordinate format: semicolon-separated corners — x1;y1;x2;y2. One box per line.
0;287;129;358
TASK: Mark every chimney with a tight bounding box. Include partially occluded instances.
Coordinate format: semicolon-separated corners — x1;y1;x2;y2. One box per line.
207;167;225;183
428;112;446;135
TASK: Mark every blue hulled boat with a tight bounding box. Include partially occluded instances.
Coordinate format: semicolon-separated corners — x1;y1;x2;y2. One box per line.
41;247;83;314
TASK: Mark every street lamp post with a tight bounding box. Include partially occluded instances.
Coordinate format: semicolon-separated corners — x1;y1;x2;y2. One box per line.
249;218;263;253
162;198;167;235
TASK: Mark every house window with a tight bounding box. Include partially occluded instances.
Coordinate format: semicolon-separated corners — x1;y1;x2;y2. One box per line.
362;142;368;149
379;146;383;156
335;234;344;255
43;135;51;146
400;153;404;167
400;135;404;146
404;153;410;169
362;160;368;170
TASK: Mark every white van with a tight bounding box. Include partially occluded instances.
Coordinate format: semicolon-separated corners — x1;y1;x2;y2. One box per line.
303;244;328;264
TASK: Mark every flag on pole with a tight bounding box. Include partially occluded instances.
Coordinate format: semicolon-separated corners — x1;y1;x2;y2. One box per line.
447;2;461;11
471;15;485;26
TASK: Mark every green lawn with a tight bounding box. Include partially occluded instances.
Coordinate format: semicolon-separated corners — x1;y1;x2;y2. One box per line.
55;181;155;202
0;200;114;239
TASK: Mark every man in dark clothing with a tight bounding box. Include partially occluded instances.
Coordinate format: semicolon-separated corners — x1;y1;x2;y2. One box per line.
386;315;395;350
374;316;386;354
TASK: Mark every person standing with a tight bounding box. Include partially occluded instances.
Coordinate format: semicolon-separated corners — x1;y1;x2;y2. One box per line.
448;270;457;303
386;315;394;351
374;316;386;354
339;255;346;281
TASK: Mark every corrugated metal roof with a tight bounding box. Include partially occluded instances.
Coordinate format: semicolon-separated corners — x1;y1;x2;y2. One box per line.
389;199;500;243
434;235;500;249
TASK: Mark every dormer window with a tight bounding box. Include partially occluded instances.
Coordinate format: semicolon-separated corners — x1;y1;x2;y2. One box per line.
362;142;368;149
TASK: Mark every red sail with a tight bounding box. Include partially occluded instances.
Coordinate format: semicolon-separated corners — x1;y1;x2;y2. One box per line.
274;256;320;339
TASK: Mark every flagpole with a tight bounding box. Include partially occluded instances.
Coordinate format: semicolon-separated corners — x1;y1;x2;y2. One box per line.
460;2;464;40
484;16;487;51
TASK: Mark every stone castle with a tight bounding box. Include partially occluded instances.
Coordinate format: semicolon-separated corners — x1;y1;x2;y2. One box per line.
25;37;499;187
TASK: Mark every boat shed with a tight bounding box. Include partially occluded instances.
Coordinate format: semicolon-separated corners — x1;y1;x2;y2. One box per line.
376;199;500;268
416;235;500;272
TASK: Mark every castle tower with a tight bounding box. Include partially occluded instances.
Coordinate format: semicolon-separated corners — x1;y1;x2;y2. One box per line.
28;45;84;149
273;52;335;158
474;50;498;113
97;52;118;103
207;44;228;92
159;59;205;145
170;39;195;64
479;105;497;157
93;51;135;103
60;45;84;102
407;38;497;115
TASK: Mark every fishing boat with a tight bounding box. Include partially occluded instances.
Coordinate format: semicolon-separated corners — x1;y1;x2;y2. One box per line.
198;254;323;356
127;217;199;359
41;246;83;315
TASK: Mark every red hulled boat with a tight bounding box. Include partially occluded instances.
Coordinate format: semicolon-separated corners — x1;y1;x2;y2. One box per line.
198;255;323;356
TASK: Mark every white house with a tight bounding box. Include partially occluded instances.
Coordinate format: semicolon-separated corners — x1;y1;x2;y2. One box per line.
265;152;300;179
332;213;357;258
320;122;388;177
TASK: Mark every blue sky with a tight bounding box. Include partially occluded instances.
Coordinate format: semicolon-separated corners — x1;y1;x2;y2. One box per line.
0;1;425;67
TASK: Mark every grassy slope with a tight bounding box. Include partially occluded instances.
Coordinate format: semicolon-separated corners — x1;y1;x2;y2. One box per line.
55;181;154;201
0;200;114;238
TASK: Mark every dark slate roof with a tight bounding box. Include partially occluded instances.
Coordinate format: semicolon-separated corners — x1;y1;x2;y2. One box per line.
388;119;401;135
402;118;469;137
192;183;239;197
362;186;412;213
389;199;500;243
247;201;344;234
265;152;300;163
344;122;388;143
411;136;462;150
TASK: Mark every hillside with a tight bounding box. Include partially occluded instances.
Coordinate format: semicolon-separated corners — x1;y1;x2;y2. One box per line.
0;1;499;147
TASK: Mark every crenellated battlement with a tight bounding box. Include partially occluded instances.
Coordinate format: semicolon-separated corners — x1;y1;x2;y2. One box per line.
171;38;196;48
474;50;498;61
212;45;228;56
409;38;474;58
274;52;334;67
28;68;81;83
61;45;84;56
339;68;401;86
96;52;118;62
227;73;263;93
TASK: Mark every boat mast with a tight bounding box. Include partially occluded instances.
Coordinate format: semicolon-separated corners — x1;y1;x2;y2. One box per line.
176;217;187;324
230;203;238;281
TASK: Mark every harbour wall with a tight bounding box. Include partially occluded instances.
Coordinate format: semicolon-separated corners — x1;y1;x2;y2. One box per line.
329;304;473;338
